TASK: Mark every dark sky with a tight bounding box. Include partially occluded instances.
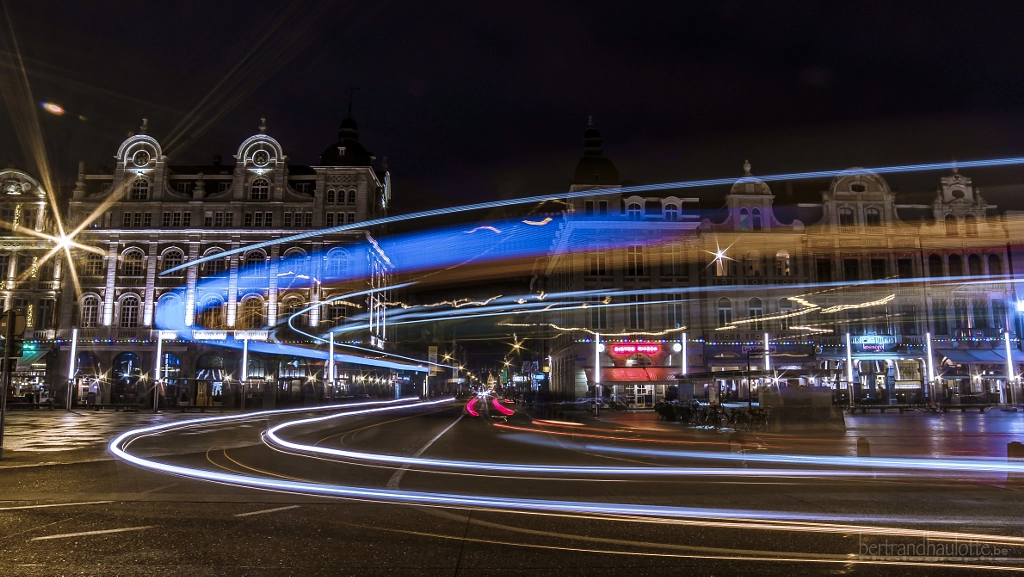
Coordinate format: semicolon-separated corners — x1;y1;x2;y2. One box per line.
4;1;1024;213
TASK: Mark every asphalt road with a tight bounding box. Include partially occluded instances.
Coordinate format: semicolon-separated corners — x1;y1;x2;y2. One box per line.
1;401;1023;576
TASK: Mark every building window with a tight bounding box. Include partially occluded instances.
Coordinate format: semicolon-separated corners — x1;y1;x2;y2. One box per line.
243;251;266;277
225;212;234;227
249;178;269;200
664;204;679;222
972;299;991;329
175;181;194;195
745;251;761;276
928;254;943;277
238;298;265;330
779;298;793;330
347;212;354;224
284;212;293;227
197;298;225;328
348;190;356;204
121;250;144;277
217;181;231;192
327;189;336;204
953;299;970;329
626;245;645;276
590;298;607;330
965;215;979;237
129;179;149;200
896;258;913;279
666;293;684;329
162;212;171;227
325;249;348;278
989;254;1003;276
717;298;733;328
584;200;595;216
865;207;881;226
597;200;608;215
739;208;749;230
84;254;104;276
326;213;334;227
626;203;642;220
119;295;140;328
204;212;213;227
80;295;99;328
949;254;963;277
838;207;854;226
775;251;790;277
661;245;684;277
322;300;346;325
816;259;832;282
931;300;949;335
748;298;764;330
628;294;645;329
587;251;607;276
36;298;53;329
899;304;918;335
132;212;142;227
203;252;227;276
945;215;958;237
15;254;32;277
843;259;859;281
751;208;762;230
968;254;983;276
304;213;313;227
992;300;1007;331
162;249;184;272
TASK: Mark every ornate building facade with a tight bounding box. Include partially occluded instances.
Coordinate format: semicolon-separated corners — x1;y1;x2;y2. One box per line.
53;116;393;408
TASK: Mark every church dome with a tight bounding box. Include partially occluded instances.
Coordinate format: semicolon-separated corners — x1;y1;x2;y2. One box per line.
729;160;772;195
318;116;372;167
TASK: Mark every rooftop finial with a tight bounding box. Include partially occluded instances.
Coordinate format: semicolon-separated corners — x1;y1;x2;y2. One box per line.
951;157;958;174
743;159;751;176
587;115;594;127
259;117;267;133
345;86;360;118
140;118;148;134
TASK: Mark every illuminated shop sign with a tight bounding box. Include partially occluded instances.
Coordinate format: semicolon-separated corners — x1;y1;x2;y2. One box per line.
852;335;897;353
610;343;661;355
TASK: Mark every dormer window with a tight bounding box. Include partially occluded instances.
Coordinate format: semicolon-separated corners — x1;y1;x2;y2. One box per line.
865;207;881;226
175;181;194;195
851;184;866;193
751;208;762;230
664;204;679;222
739;208;749;230
249;178;269;200
626;202;642;220
838;207;854;226
129;179;149;200
337;146;347;156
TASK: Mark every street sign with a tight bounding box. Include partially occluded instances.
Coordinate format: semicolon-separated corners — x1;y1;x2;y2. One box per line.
0;310;26;338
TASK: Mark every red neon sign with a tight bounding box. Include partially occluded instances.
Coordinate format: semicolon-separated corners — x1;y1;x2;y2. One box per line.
610;343;661;355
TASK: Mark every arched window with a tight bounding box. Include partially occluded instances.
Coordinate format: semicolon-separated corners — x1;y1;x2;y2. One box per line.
972;299;991;329
84;253;105;276
968;254;983;276
948;254;963;277
992;300;1008;331
945;215;958;237
751;208;762;230
838;207;854;226
238;298;265;329
965;215;979;237
154;293;182;329
775;251;790;276
249;178;269;200
80;295;99;328
325;249;349;279
157;352;182;381
243;251;266;277
739;208;749;230
927;254;942;277
988;254;1003;276
865;207;881;226
626;203;642;220
748;298;764;330
322;299;348;324
197;297;225;328
347;189;356;204
201;250;227;276
119;294;140;328
161;249;184;272
717;298;733;328
745;250;761;276
282;298;307;327
664;204;679;222
327;189;336;204
779;298;793;330
129;179;149;200
121;249;144;277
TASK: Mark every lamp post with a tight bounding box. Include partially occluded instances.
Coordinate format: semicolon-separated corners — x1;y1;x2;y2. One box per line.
328;330;335;404
1004;330;1014;405
594;332;601;416
66;327;78;411
240;338;248;411
925;331;936;403
846;332;855;409
153;332;163;412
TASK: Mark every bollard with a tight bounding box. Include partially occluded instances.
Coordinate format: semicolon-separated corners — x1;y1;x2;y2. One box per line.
857;437;871;458
1009;442;1024;488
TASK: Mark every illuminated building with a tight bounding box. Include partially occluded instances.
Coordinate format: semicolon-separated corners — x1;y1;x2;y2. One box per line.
544;126;1020;407
53;116;392;407
0;168;63;400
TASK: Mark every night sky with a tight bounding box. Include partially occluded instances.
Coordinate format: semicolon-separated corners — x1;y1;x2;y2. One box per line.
4;1;1024;213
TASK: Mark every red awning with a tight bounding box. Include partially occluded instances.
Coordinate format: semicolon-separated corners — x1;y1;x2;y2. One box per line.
584;367;677;383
